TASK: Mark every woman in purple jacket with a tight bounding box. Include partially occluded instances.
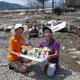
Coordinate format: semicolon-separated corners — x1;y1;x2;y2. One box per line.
39;27;60;77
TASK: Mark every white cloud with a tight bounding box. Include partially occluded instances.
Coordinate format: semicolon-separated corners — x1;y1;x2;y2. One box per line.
0;0;25;5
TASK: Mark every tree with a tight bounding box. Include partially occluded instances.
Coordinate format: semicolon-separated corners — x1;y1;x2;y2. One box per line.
36;0;49;11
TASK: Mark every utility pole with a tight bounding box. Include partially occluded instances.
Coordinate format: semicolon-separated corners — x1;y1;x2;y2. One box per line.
52;0;54;14
43;0;44;12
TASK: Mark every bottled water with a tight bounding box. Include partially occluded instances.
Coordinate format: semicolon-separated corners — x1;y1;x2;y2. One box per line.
40;51;45;59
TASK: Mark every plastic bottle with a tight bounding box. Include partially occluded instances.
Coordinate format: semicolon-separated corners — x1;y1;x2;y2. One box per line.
45;52;49;58
40;51;45;59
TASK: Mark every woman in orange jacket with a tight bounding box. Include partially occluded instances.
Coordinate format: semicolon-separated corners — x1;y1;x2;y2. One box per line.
7;23;31;73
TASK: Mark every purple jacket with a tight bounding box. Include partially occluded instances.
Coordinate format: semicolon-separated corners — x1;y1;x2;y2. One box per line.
39;38;60;63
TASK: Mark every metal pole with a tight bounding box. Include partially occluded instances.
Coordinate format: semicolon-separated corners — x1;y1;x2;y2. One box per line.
52;0;54;13
43;0;44;11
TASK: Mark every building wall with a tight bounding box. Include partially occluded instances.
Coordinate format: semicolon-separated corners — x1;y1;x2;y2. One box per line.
65;0;80;6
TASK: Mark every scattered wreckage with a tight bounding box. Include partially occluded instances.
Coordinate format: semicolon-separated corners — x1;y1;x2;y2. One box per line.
38;19;70;37
0;24;14;31
65;48;80;65
69;17;80;36
0;17;80;38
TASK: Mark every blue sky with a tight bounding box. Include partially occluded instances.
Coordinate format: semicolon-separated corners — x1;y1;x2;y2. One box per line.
0;0;65;5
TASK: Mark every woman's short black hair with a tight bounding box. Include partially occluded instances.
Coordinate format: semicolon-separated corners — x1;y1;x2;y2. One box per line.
42;27;52;34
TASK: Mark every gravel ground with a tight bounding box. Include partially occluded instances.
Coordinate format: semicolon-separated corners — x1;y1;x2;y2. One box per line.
0;32;80;80
0;52;80;80
0;12;80;80
0;56;80;80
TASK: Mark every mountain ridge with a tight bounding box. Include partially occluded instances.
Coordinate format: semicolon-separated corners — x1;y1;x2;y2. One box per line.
0;1;24;10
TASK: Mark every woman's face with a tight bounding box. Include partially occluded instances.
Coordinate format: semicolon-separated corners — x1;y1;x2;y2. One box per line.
43;29;52;40
15;27;24;36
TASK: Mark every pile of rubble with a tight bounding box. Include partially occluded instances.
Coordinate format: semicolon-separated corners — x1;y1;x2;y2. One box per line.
69;24;80;36
69;17;80;36
65;48;80;65
0;16;80;38
0;24;14;31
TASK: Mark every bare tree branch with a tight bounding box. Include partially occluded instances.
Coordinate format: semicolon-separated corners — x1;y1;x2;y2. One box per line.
36;0;49;11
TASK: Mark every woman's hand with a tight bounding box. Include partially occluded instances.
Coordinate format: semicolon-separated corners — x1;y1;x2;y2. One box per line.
47;51;59;60
16;52;21;56
10;51;21;56
47;55;51;60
